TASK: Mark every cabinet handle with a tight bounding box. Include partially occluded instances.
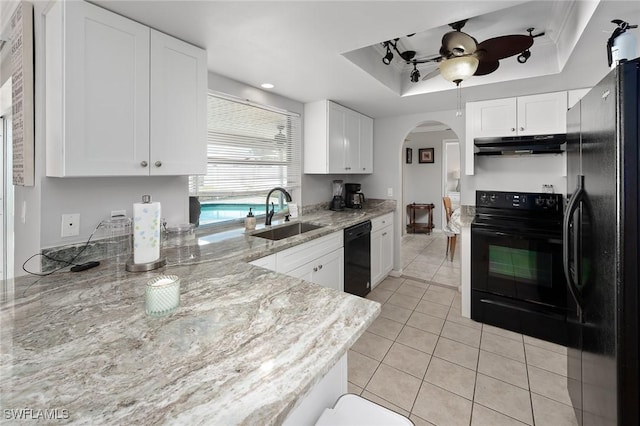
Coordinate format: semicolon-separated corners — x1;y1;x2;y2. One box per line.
140;161;148;167
382;232;387;236
313;267;318;272
345;167;351;170
155;161;162;167
520;127;525;131
511;128;516;132
318;264;323;270
362;168;366;171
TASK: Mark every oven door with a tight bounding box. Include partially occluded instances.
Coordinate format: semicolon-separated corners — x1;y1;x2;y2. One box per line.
471;224;566;309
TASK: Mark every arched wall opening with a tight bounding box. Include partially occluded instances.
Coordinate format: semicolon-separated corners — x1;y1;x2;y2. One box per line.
401;121;460;235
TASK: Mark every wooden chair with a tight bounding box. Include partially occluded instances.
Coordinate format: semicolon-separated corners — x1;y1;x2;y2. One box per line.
442;197;457;261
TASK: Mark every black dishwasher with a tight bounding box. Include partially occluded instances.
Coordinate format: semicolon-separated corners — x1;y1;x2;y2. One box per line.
344;221;372;297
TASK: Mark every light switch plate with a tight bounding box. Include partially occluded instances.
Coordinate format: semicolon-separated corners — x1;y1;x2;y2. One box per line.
61;213;80;237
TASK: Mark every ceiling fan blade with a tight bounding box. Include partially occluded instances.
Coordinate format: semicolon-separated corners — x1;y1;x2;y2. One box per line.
421;67;441;81
441;30;477;57
474;59;499;76
476;35;533;61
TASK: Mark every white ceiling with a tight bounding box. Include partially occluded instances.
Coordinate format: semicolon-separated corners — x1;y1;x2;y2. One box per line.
94;0;640;118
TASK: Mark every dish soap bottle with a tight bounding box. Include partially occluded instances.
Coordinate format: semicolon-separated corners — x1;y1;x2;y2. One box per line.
245;208;256;231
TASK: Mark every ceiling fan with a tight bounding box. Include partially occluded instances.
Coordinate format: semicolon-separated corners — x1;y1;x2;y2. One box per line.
381;20;544;85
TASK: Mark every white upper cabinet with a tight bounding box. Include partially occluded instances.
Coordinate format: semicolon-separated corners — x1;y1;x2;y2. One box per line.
465;91;568;174
304;100;373;174
45;0;207;177
468;92;567;138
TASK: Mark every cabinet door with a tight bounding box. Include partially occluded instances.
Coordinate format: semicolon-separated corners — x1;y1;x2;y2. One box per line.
287;248;344;292
327;103;346;174
53;1;150;176
380;226;394;277
469;98;517;138
150;30;207;176
371;225;393;288
516;92;567;136
370;229;383;288
343;110;360;173
312;248;344;292
287;262;315;283
358;115;373;173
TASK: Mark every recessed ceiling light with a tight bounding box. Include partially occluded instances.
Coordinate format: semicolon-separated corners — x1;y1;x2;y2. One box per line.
261;83;275;89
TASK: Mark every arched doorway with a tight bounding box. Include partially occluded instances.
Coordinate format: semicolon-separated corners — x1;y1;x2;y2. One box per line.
400;120;462;287
401;121;460;234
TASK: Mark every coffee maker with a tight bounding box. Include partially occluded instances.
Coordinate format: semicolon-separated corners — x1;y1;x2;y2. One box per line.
330;180;345;211
345;183;365;209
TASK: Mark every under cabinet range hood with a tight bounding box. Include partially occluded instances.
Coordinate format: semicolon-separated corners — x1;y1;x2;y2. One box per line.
474;134;566;155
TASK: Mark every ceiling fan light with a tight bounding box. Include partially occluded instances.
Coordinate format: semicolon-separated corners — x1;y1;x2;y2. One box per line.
439;56;479;85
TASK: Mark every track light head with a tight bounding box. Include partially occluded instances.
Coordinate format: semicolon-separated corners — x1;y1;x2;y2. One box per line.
382;47;394;65
517;49;531;63
410;64;421;83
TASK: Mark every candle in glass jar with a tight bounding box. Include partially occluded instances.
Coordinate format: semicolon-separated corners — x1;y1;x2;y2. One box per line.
145;275;180;317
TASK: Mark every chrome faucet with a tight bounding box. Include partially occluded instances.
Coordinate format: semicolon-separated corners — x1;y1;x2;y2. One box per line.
265;187;293;226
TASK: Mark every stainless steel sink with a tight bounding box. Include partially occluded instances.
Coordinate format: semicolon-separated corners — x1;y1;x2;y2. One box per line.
252;222;323;241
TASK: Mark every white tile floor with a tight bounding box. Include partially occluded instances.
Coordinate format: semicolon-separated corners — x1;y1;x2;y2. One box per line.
347;232;578;426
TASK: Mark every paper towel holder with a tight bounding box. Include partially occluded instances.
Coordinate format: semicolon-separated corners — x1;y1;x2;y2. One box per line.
126;194;167;272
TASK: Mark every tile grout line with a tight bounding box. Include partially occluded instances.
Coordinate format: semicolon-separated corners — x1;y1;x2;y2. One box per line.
523;339;536;426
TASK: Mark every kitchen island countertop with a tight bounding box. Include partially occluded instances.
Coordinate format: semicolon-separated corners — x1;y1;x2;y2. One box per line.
0;201;395;424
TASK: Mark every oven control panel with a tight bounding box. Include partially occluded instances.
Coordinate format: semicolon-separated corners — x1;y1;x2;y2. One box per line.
476;191;563;212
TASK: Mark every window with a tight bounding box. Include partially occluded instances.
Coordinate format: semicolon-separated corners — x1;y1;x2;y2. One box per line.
190;93;301;226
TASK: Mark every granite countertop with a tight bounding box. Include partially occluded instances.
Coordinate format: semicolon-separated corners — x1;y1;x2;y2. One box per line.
0;200;395;424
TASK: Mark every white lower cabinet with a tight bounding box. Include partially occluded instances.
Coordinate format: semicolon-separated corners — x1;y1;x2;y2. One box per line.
371;213;394;288
287;248;344;292
251;231;344;291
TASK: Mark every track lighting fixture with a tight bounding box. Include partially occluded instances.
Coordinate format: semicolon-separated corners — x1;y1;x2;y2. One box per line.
410;63;421;82
382;43;394;65
517;49;531;63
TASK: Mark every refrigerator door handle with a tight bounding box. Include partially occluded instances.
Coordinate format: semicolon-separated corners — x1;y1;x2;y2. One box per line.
563;175;585;310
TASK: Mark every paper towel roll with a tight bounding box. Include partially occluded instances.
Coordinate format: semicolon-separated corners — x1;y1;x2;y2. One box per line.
133;200;161;264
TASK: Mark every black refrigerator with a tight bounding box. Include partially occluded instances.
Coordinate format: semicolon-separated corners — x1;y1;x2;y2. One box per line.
564;58;639;425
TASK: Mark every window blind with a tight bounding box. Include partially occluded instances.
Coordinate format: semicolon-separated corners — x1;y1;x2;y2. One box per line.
189;93;301;198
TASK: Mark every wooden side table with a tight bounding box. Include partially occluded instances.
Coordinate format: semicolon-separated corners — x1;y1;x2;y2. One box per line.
406;203;435;234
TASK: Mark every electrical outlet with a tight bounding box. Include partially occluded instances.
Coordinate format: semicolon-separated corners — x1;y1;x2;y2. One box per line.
61;213;80;237
387;187;393;197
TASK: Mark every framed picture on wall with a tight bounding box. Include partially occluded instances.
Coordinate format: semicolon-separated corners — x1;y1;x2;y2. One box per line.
406;148;412;164
419;148;434;164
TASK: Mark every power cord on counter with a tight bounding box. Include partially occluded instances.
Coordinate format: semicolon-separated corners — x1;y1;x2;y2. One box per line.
21;220;105;277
